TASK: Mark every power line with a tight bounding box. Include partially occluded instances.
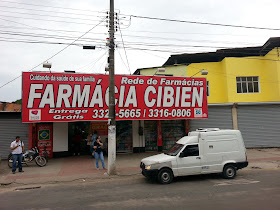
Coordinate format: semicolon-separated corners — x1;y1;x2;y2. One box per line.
120;28;253;37
0;17;106;89
0;30;108;43
119;34;261;46
0;0;107;14
0;27;261;47
118;24;131;75
0;17;92;38
0;9;105;22
0;4;105;18
0;24;107;35
122;46;280;61
77;50;108;73
1;36;275;58
0;29;277;57
116;47;130;74
0;14;104;25
127;14;280;31
0;38;107;49
3;0;280;32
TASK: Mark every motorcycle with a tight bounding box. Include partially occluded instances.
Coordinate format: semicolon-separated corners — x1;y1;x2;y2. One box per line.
8;146;47;168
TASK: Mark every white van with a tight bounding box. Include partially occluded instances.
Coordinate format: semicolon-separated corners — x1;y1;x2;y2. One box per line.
140;128;248;184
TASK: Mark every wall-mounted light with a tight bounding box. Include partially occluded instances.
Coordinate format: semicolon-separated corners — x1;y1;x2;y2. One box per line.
190;69;208;77
153;67;165;76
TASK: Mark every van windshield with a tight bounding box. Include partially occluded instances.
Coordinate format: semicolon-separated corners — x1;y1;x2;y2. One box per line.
165;143;184;156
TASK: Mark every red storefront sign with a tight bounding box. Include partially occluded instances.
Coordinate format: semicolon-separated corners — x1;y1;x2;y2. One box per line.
22;72;208;123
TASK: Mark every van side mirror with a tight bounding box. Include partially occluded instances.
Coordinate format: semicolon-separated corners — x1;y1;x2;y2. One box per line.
179;153;184;158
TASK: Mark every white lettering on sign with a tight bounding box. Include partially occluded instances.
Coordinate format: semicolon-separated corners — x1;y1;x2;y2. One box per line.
72;85;90;108
163;86;174;107
121;77;144;85
89;85;103;107
192;87;204;107
39;84;55;108
56;84;72;108
26;78;204;109
144;86;156;107
143;86;204;108
124;86;137;107
27;84;43;108
181;87;191;107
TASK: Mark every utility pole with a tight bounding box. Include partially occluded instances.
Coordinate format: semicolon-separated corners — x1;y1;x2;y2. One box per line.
107;0;116;175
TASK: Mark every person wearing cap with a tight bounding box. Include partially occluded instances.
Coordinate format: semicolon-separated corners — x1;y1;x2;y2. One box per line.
10;136;24;174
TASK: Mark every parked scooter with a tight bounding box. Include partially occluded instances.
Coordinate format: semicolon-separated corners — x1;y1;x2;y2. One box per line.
8;146;47;168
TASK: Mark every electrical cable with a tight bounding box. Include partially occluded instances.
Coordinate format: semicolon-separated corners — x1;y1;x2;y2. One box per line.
118;22;132;75
0;0;107;14
78;50;108;73
2;0;279;31
0;9;105;22
0;14;105;25
119;28;254;37
127;14;280;31
0;38;107;49
3;0;280;33
0;4;105;18
118;34;262;45
0;24;108;35
0;17;106;89
116;47;130;75
1;36;274;58
0;26;262;48
0;17;95;38
0;31;108;43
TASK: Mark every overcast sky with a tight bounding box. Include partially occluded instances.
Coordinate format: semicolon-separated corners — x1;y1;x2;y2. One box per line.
1;0;280;102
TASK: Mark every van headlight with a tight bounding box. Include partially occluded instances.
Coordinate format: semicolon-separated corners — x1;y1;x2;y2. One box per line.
145;165;151;170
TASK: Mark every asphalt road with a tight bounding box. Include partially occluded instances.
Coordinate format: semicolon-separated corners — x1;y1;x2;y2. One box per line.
0;169;279;210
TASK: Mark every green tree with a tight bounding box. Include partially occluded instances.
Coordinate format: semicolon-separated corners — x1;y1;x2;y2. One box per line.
13;99;22;104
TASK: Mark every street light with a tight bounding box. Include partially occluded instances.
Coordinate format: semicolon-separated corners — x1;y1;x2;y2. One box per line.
190;69;208;77
153;68;165;76
43;62;52;72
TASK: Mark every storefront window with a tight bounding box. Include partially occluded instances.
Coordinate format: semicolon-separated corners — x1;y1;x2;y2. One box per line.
144;120;158;151
162;120;185;151
68;122;90;155
116;121;133;153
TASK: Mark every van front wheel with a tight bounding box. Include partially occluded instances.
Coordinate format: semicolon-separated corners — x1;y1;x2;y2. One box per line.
223;165;236;179
158;168;173;184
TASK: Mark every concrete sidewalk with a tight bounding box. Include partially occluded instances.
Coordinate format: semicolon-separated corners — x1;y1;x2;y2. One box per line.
0;148;279;187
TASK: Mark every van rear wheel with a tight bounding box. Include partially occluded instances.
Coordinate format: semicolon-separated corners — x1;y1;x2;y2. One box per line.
158;168;173;184
223;165;236;179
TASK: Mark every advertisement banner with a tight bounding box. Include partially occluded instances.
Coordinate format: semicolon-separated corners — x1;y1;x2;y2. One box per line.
91;122;108;135
22;72;208;123
36;123;53;158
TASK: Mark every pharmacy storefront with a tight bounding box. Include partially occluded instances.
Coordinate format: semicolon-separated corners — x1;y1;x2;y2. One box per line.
22;72;208;157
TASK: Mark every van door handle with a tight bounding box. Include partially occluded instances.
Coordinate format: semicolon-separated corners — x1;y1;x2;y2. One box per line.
196;157;201;159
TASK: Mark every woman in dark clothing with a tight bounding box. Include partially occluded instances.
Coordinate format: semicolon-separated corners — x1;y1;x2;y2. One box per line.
93;136;106;169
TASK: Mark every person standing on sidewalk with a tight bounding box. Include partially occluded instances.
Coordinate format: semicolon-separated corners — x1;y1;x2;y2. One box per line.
10;136;24;174
90;130;98;158
93;136;105;170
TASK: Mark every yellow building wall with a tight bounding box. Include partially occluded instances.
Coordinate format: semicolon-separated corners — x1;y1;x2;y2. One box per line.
139;48;280;104
187;62;228;104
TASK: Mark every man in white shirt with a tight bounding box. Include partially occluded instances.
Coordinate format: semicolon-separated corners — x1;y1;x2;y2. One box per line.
10;136;24;174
